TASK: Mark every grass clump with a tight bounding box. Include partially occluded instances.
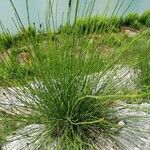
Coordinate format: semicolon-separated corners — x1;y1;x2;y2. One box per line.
1;33;119;149
123;13;141;29
1;0;150;149
136;38;150;91
0;34;14;50
140;10;150;27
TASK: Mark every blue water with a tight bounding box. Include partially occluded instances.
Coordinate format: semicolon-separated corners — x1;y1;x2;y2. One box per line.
0;0;150;33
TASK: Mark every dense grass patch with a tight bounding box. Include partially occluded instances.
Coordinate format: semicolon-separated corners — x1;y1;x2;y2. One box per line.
140;10;150;27
0;10;150;51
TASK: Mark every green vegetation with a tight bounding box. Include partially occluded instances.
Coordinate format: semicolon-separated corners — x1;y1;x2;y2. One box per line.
140;10;150;27
0;0;150;149
0;10;150;51
123;13;140;28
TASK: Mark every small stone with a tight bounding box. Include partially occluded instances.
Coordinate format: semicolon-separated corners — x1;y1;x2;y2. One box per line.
118;121;125;127
125;29;138;37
